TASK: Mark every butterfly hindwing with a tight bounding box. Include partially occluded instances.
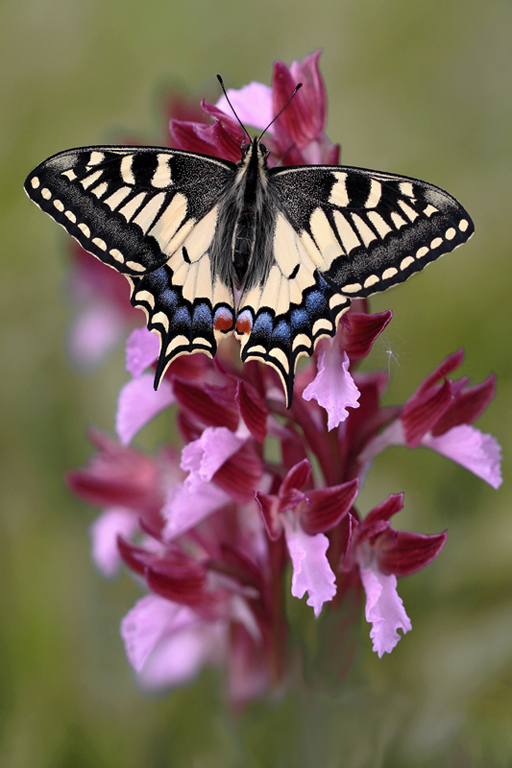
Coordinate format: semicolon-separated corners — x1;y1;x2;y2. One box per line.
130;213;236;385
237;212;350;403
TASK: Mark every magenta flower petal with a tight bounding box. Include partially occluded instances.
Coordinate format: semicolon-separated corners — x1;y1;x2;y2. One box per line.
285;523;336;617
211;442;263;504
422;424;503;489
432;375;496;436
415;348;464;396
272;50;326;148
170;119;221;156
301;479;359;535
289;49;326;125
360;567;412;657
341;310;393;360
236;381;268;443
90;507;139;578
376;529;447;578
125;327;160;377
172;378;239;431
280;458;312;500
255;490;282;541
302;348;360;430
116;373;175;446
67;430;164;517
210;119;246;163
162;481;231;540
215;82;273;132
358;493;404;536
145;558;207;606
401;378;453;447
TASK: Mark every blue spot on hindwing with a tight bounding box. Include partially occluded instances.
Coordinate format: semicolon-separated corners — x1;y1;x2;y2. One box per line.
290;308;309;332
160;288;178;311
272;319;291;345
147;266;168;289
252;311;273;342
305;289;327;316
174;306;191;327
193;302;213;332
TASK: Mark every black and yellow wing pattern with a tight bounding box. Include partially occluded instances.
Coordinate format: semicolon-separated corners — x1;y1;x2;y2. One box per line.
24;141;473;403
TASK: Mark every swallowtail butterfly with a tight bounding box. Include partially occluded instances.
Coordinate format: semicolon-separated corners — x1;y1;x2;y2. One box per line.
24;109;473;404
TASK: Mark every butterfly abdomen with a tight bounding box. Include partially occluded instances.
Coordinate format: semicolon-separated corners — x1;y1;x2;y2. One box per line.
232;208;257;287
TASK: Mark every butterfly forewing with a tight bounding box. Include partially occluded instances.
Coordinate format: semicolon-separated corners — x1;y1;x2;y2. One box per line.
269;165;474;299
237;211;351;404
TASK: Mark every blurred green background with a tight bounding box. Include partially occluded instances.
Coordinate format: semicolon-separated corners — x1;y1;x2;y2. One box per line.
1;0;511;765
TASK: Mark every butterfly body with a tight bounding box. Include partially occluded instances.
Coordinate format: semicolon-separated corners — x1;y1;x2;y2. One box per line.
24;138;474;404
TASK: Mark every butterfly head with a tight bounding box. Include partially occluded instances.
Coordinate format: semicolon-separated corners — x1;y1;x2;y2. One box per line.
240;137;269;161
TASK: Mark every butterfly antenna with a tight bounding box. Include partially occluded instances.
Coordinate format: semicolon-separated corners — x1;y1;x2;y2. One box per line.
216;74;251;143
257;82;302;141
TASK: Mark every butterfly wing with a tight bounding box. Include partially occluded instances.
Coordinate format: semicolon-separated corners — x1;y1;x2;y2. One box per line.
24;146;237;382
237;164;474;403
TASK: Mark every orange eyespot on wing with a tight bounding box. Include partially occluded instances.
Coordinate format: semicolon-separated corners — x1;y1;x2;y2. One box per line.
214;307;235;333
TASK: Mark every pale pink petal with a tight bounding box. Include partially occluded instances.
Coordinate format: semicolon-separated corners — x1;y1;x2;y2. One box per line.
69;304;126;365
360;567;412;657
139;619;226;689
302;348;360;430
285;522;336;617
421;424;503;489
90;507;138;577
121;595;182;672
121;595;225;688
181;426;246;487
125;327;160;377
162;481;231;540
116;373;175;446
216;82;273;132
